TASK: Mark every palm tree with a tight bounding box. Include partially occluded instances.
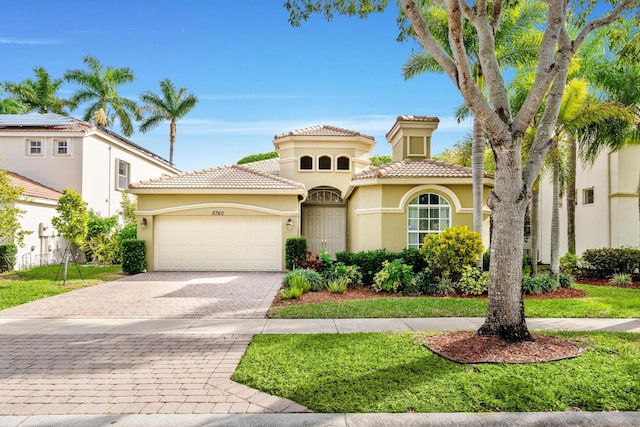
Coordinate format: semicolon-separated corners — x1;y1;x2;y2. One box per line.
0;84;26;114
3;67;69;114
64;56;138;136
138;79;199;164
403;0;545;265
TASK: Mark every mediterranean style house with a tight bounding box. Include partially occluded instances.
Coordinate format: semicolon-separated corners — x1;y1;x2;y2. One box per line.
129;116;494;271
536;144;640;264
0;114;180;268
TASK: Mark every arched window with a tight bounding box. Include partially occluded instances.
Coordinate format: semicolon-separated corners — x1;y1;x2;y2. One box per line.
300;155;313;170
407;193;451;249
318;155;332;170
336;156;350;171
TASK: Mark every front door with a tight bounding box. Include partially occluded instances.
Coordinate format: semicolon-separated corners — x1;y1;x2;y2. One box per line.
302;187;347;256
303;206;347;255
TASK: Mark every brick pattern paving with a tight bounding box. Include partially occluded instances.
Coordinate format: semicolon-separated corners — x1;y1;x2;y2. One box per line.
0;272;311;416
0;272;282;319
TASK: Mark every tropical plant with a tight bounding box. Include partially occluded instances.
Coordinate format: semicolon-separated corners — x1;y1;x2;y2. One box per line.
237;152;278;164
373;259;415;293
65;56;138;136
325;278;348;293
456;266;489;296
368;155;392;166
3;67;70;114
0;169;31;247
420;226;484;283
283;268;324;292
610;273;633;286
138;78;199;164
0;84;26;114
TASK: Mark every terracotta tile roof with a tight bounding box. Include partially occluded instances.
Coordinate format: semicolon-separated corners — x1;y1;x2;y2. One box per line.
352;159;491;180
274;125;375;141
395;115;440;123
5;171;63;201
240;158;280;176
130;163;304;191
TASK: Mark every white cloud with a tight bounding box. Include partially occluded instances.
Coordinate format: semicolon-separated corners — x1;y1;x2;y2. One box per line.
0;38;61;45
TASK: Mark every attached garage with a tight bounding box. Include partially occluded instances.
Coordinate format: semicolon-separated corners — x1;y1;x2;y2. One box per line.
154;215;282;271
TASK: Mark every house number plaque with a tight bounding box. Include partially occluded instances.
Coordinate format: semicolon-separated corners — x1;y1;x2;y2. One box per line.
212;210;225;216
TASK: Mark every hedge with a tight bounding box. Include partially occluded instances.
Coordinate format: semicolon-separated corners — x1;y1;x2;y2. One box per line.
285;237;308;270
121;239;147;274
0;243;17;272
581;247;640;279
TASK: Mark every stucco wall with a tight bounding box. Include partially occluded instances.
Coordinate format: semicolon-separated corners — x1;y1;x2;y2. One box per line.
14;200;67;270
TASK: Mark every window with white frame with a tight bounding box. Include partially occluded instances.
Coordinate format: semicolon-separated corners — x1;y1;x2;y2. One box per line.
117;160;130;190
336;156;350;171
26;139;44;156
318;155;332;170
407;193;451;249
300;155;313;170
583;187;594;205
53;139;72;156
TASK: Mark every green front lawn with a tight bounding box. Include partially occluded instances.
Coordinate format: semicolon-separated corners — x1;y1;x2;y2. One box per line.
232;331;640;413
0;264;124;310
268;284;640;319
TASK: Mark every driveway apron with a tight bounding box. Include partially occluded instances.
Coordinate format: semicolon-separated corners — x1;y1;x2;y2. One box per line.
0;272;310;416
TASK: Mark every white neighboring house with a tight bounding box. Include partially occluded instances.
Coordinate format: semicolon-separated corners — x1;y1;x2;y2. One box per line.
0;114;180;268
5;171;66;269
537;144;640;263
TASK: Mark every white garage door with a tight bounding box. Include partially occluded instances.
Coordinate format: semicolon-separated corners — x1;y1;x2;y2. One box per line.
154;215;282;271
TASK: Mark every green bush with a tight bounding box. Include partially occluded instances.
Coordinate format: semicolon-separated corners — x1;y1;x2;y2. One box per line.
558;273;574;288
581;247;640;279
397;247;428;273
323;262;363;288
418;273;456;296
560;253;582;276
325;278;348;293
420;226;484;282
280;274;310;299
0;243;17;272
121;239;147;274
456;266;489;295
482;251;491;271
283;268;324;292
336;249;395;286
522;274;559;295
285;237;308;270
609;273;633;286
373;259;415;293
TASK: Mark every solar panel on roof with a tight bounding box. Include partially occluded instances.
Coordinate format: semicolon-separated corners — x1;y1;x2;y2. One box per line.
0;114;76;127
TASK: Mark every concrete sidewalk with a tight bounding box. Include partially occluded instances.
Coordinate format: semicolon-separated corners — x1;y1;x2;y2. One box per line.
1;316;639;335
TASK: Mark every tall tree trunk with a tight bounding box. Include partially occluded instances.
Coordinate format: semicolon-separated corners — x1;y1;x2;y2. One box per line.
472;117;485;269
566;134;576;254
478;149;533;343
550;153;560;277
169;119;177;164
530;185;539;277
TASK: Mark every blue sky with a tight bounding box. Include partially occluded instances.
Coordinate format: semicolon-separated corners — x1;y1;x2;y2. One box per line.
4;1;474;171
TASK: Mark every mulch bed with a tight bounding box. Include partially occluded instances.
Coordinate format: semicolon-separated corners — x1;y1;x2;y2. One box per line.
419;331;584;364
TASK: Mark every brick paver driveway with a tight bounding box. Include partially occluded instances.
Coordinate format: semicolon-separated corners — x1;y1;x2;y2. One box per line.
0;272;309;416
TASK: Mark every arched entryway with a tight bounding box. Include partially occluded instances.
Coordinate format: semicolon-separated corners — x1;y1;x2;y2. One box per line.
302;187;347;255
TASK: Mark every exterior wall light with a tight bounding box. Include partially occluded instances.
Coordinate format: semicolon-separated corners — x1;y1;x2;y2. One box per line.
286;218;293;230
140;218;147;229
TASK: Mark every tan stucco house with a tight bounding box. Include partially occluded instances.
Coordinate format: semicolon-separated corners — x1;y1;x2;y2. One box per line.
129;116;494;271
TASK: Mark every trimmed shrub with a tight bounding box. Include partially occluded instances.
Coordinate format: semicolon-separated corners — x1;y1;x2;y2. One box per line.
0;243;17;272
397;248;428;273
420;226;484;282
285;237;308;270
456;266;489;296
559;253;582;276
522;274;559;295
121;239;147;274
283;268;324;292
373;259;415;293
336;249;395;286
581;247;640;279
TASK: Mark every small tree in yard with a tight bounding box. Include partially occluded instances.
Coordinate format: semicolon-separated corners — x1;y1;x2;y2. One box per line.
0;169;31;248
286;0;639;342
52;188;88;248
119;191;137;225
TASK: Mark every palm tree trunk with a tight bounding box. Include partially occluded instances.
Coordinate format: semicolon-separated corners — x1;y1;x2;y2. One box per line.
530;185;539;277
566;134;576;254
472;117;485;269
550;153;560;277
169;119;177;164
